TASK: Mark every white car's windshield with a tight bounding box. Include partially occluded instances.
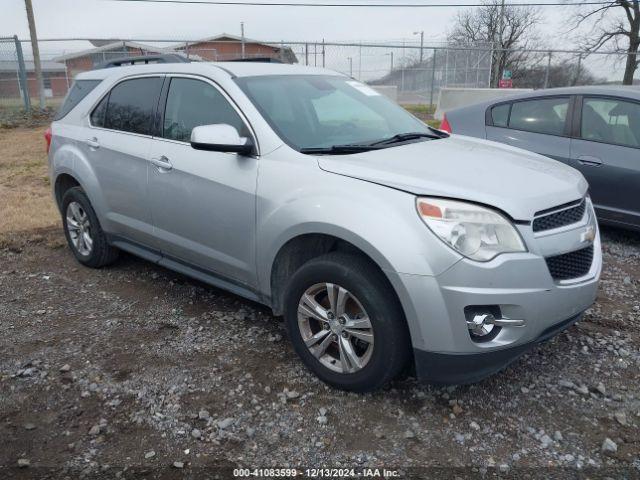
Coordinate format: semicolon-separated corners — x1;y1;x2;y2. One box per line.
236;75;441;153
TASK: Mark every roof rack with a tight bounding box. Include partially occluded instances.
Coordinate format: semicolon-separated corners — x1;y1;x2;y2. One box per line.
227;57;283;63
95;54;191;69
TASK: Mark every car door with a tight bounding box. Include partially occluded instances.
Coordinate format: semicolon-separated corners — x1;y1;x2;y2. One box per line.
569;95;640;227
147;75;259;286
87;76;163;245
485;96;573;165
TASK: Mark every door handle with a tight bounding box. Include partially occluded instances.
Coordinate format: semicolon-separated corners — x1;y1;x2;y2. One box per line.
577;155;602;167
150;155;173;171
86;137;100;149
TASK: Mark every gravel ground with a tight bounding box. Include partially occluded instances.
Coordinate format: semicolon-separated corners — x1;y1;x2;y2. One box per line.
0;226;639;479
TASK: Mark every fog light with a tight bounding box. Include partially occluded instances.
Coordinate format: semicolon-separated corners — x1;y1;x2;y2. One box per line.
467;313;497;338
464;306;526;343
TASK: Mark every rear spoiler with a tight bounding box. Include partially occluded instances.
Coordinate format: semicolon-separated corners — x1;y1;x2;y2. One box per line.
95;54;191;69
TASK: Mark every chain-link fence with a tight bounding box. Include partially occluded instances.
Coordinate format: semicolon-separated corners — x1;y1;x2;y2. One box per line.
1;36;72;112
1;37;637;113
0;36;30;111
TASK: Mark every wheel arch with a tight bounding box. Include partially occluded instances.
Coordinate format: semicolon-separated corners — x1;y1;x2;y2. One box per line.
54;173;81;211
268;229;400;317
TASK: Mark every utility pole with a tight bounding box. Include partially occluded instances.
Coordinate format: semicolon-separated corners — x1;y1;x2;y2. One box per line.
24;0;45;109
414;30;424;64
240;22;246;59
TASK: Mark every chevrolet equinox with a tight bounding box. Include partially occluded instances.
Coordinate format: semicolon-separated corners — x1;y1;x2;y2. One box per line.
47;62;602;392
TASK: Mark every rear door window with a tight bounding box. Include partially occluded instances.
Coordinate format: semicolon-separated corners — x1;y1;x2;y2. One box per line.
508;97;570;136
54;79;101;120
103;77;163;135
581;97;640;148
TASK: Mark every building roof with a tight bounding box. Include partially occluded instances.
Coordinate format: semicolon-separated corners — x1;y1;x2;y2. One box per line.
172;34;298;63
0;59;66;73
52;41;175;62
172;33;273;49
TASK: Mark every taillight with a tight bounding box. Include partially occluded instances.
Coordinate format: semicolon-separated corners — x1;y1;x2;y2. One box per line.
44;126;52;154
439;114;452;134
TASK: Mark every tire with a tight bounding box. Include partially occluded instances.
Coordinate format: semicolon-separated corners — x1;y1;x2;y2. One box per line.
61;187;119;268
283;252;411;392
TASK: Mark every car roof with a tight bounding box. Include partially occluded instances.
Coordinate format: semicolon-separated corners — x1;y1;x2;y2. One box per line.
76;61;345;81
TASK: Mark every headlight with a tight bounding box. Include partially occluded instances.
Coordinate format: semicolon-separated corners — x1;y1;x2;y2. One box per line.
416;197;526;261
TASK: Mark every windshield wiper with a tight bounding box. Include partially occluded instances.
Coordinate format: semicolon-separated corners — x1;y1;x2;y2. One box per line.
299;128;449;155
300;144;384;155
367;130;446;146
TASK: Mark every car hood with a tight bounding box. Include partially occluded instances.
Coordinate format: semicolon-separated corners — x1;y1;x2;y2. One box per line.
317;135;588;221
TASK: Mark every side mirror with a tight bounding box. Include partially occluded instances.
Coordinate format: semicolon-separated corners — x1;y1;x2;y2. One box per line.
190;124;254;155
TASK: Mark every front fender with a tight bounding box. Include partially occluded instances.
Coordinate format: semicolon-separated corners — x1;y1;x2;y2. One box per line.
255;156;462;299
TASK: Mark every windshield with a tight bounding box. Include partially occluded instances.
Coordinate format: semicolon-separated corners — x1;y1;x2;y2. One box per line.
235;75;434;152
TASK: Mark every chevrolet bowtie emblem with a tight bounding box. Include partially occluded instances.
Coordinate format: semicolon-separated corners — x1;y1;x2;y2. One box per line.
581;225;596;243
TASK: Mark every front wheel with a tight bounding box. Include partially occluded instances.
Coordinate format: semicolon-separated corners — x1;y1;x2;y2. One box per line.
283;253;411;392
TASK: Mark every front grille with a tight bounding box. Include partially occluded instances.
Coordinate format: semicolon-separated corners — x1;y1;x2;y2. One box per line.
533;200;586;233
545;246;594;280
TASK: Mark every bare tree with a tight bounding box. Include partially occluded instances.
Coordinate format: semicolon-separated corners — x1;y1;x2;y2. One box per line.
572;1;639;85
449;0;542;87
514;59;603;88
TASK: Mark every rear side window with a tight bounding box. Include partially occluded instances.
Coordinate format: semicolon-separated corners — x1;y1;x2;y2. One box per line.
54;80;101;120
509;97;569;136
162;77;247;142
103;77;163;135
581;97;640;148
491;104;510;127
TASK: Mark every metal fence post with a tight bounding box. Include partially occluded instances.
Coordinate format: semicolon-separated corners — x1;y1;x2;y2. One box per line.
14;35;31;112
305;43;308;66
429;48;437;107
444;48;449;87
572;54;582;86
543;51;552;88
322;39;325;68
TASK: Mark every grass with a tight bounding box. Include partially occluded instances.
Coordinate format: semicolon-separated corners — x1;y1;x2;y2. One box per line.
401;104;441;128
402;104;436;116
0;127;60;242
0;97;63;110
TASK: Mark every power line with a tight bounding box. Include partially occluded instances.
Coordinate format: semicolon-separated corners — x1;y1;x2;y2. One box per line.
104;0;612;7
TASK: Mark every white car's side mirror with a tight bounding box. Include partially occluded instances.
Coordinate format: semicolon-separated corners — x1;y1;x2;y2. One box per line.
190;124;254;156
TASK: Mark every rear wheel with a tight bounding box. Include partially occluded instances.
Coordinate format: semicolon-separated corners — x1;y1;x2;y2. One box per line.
283;253;410;392
61;187;119;268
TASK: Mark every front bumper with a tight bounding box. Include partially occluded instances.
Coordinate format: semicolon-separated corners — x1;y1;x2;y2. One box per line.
414;312;583;384
389;200;601;384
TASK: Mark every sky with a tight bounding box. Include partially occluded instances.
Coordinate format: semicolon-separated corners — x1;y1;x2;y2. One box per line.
3;0;572;47
0;0;627;81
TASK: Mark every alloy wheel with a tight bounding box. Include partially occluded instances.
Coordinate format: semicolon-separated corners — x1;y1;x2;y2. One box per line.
66;201;93;256
297;282;374;374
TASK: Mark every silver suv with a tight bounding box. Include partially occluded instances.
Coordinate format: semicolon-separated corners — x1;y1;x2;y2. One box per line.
47;61;601;392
